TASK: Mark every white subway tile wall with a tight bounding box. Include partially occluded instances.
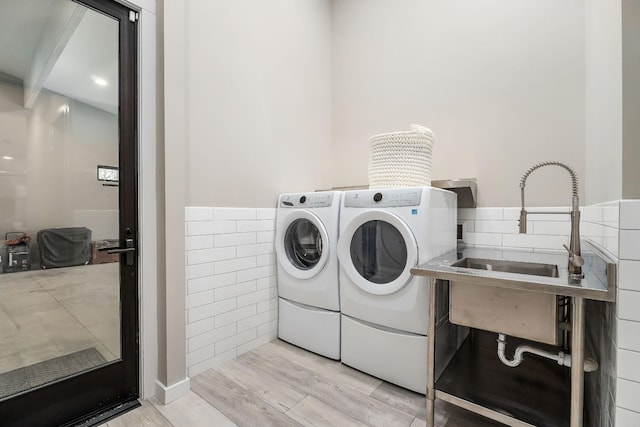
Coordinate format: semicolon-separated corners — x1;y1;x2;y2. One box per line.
620;201;640;230
619;260;640;292
582;202;621;258
616;407;640;426
459;207;572;252
460;203;626;257
615;200;640;422
185;207;277;377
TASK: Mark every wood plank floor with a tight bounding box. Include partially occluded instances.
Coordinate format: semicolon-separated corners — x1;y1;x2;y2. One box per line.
107;339;503;427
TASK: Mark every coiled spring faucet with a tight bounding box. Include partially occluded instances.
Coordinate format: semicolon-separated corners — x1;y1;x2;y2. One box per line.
519;161;584;280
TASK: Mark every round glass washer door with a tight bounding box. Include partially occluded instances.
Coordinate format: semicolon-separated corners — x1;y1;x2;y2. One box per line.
276;211;329;280
338;210;417;295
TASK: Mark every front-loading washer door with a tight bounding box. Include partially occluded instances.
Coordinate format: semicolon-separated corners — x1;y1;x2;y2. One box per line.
338;210;418;295
276;211;330;280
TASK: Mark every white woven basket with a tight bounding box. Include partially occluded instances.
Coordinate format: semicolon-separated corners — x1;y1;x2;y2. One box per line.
368;124;434;188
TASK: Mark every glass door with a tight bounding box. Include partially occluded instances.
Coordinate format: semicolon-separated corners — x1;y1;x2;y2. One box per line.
0;0;138;425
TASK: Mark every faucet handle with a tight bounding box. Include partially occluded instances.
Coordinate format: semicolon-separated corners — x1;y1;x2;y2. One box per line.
519;209;527;233
563;244;584;267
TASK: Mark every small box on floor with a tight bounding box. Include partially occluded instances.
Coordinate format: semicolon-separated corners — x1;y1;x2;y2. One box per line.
91;240;120;264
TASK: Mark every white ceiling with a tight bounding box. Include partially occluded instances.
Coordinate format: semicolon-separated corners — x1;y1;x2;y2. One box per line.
0;0;118;115
0;0;57;80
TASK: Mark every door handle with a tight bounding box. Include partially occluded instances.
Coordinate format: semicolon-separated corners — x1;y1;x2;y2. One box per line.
105;238;136;266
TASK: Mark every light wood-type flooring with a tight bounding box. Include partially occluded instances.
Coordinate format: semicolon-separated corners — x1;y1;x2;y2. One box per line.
108;339;502;427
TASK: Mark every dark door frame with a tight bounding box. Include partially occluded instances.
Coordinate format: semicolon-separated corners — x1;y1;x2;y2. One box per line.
0;0;140;425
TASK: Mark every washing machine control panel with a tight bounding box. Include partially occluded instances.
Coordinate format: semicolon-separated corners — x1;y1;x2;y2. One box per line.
280;192;335;208
344;188;423;208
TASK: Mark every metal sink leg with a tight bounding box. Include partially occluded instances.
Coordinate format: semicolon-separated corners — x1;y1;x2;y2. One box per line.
571;296;585;427
426;277;437;426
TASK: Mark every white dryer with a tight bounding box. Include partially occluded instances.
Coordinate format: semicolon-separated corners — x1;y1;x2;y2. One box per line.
276;191;342;360
338;186;456;393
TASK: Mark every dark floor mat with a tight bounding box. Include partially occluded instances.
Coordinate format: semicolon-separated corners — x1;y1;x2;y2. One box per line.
0;347;106;399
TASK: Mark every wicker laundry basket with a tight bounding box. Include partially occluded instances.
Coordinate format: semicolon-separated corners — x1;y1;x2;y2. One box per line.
368;124;434;188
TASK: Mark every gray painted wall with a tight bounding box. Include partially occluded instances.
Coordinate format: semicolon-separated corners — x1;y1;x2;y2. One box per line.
622;0;640;200
584;0;623;205
332;0;586;208
0;80;118;244
184;0;333;208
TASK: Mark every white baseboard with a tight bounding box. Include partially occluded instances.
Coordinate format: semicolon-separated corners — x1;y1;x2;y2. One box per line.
155;377;190;404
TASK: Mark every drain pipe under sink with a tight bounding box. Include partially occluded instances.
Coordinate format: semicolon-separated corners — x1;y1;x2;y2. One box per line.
497;334;598;372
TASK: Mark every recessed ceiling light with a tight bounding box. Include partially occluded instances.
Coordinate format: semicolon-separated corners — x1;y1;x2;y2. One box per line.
2;156;14;160
93;77;108;87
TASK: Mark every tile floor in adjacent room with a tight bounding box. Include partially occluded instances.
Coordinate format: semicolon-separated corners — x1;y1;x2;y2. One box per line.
107;339;502;427
0;263;120;376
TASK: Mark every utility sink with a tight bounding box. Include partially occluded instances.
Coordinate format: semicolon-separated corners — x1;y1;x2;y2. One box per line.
452;257;559;278
449;258;560;345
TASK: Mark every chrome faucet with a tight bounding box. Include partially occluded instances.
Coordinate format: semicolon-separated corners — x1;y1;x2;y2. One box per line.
519;161;584;280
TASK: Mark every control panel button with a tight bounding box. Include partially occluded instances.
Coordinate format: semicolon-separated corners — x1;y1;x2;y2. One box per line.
373;192;383;202
300;195;307;204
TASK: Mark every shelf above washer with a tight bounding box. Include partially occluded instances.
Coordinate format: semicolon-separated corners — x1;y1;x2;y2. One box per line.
431;178;478;208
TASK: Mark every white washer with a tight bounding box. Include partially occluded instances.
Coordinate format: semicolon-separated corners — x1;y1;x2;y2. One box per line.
338;186;456;393
276;191;342;360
